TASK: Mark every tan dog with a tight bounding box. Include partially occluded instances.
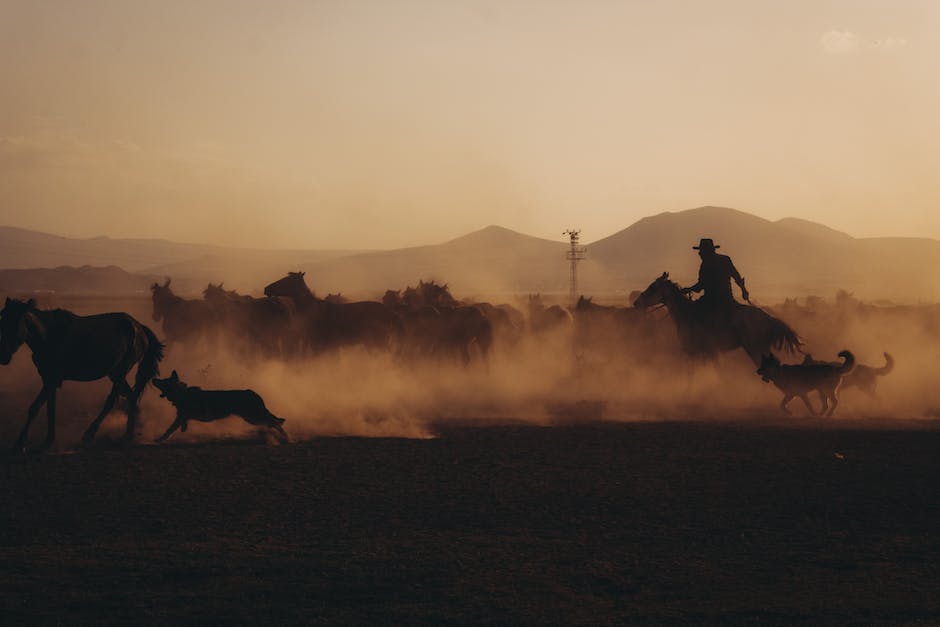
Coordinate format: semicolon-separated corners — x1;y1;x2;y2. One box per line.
803;352;893;397
757;350;855;416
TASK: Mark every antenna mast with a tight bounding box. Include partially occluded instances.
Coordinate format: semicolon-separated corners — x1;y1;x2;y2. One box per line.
564;229;586;308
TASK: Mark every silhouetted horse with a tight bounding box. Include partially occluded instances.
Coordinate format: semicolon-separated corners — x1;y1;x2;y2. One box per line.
0;298;164;450
387;282;493;364
203;283;297;358
263;272;402;354
151;278;215;346
527;294;572;335
633;272;801;364
574;295;656;359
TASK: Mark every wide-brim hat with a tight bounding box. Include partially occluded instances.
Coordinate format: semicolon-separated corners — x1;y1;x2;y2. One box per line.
693;238;719;250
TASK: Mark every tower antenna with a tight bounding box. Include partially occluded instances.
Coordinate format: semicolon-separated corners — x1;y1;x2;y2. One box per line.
563;229;586;308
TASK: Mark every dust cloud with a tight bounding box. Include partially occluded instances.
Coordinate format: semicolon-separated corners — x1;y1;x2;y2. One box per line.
1;287;938;448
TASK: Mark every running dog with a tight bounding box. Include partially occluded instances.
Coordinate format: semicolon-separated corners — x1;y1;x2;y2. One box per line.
803;351;893;397
757;350;855;416
152;370;288;442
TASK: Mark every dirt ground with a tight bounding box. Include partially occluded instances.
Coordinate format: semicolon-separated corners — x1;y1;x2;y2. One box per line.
2;419;940;625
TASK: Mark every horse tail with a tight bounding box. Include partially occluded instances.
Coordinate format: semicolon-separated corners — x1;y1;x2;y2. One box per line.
874;352;894;375
134;324;165;397
767;315;802;354
836;350;855;375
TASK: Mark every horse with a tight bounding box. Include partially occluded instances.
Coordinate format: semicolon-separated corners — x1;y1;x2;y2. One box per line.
526;294;572;335
632;272;801;365
0;298;164;451
203;283;298;358
263;272;402;354
386;281;493;365
150;278;216;347
573;295;658;362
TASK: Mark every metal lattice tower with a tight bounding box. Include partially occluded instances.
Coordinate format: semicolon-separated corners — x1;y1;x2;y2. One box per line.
564;229;586;308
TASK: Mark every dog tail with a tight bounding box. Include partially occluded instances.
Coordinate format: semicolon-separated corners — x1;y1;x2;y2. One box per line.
836;350;855;375
874;352;894;376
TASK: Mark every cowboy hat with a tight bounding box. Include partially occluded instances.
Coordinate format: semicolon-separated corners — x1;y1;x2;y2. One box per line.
692;238;720;250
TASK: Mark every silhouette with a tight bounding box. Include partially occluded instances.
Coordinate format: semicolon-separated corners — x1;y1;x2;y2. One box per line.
203;282;297;358
263;272;402;354
151;278;216;347
803;351;894;397
152;370;288;443
0;297;164;450
573;295;658;361
526;294;572;335
383;281;492;365
757;350;855;416
683;238;749;324
633;272;800;364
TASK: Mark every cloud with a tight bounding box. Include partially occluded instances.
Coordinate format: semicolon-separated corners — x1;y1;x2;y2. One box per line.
821;30;859;55
870;37;908;50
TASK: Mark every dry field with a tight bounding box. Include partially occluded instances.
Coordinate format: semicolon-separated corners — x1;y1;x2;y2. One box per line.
3;418;940;625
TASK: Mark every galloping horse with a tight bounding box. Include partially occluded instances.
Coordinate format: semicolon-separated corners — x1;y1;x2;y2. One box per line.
633;272;801;365
263;272;402;354
0;298;164;450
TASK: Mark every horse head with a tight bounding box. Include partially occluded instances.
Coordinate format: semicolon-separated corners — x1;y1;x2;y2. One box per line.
382;289;402;308
633;272;679;309
150;278;176;321
0;297;37;364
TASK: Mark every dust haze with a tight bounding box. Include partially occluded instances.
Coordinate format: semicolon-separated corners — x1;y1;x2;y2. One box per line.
1;279;938;448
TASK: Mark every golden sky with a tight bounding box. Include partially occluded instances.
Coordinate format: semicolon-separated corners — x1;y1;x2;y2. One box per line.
0;0;937;248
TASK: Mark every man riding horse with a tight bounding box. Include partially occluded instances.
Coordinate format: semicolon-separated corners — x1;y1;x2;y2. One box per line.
682;238;749;326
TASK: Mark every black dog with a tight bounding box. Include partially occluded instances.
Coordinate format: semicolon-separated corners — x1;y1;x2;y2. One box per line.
152;370;288;443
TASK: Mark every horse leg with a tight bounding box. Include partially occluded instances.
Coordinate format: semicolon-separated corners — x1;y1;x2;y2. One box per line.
39;387;57;450
15;385;50;451
825;390;839;417
83;379;123;442
779;394;794;415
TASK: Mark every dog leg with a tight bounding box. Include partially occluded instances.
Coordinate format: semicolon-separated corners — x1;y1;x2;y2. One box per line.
826;393;839;417
816;390;827;415
800;393;817;416
156;414;184;443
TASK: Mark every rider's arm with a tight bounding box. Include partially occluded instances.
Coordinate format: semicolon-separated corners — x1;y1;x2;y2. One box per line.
727;258;749;300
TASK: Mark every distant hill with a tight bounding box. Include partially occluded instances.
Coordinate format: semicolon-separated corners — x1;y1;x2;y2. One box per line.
586;206;940;302
0;226;360;291
2;209;939;302
0;265;160;296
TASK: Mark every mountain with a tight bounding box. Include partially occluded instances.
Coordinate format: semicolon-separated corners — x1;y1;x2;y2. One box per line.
2;209;939;302
0;265;160;295
586;206;940;302
298;226;571;298
0;226;362;294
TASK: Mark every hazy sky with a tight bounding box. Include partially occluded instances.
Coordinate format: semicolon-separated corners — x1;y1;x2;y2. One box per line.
0;0;937;249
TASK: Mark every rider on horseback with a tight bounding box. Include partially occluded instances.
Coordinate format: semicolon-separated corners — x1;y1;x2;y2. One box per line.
682;238;750;323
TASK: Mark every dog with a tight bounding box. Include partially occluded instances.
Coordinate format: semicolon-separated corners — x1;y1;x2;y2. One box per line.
757;350;855;416
152;370;288;443
802;351;893;397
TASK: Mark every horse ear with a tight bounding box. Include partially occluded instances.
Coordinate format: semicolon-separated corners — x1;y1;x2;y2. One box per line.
5;297;11;306
163;277;171;287
171;370;179;380
300;272;305;277
26;298;36;309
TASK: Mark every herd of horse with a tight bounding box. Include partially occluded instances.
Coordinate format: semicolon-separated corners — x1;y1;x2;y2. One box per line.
0;271;804;450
